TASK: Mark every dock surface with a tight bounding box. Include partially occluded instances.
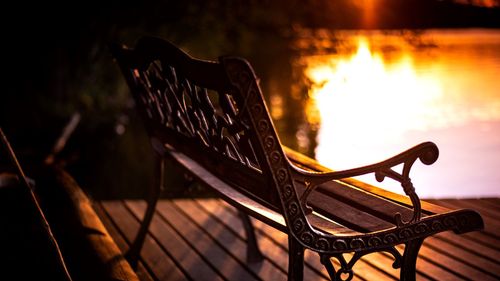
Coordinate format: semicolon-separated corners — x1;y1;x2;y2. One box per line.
94;198;500;281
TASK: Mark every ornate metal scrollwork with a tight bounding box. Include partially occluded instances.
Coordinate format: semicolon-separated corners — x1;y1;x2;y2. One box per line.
295;142;439;227
131;60;261;172
320;246;402;281
374;143;439;226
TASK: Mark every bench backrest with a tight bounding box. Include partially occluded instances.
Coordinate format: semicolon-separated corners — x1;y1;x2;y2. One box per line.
111;37;297;213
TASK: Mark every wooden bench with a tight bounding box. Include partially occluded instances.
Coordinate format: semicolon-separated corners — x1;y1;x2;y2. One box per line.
110;37;484;281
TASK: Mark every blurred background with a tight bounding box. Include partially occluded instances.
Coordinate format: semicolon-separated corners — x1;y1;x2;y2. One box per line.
2;0;500;200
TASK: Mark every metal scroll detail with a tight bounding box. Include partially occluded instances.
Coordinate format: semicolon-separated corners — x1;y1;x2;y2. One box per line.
320;247;402;281
297;143;439;226
222;57;483;255
374;147;438;226
131;61;261;171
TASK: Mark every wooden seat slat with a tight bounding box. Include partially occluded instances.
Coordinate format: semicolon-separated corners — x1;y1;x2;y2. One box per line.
293;182;396;232
310;181;412;227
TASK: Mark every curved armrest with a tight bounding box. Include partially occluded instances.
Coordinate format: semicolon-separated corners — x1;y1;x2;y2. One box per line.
289;142;439;226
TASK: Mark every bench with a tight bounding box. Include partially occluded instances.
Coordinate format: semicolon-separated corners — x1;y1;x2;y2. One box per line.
110;37;484;281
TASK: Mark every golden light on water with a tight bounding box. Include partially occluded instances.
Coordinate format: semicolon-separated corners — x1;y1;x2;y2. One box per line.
303;31;500;197
306;38;442;166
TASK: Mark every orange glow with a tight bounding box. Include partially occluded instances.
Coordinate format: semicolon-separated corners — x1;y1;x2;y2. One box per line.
303;30;500;197
352;0;378;28
454;0;499;7
362;0;377;28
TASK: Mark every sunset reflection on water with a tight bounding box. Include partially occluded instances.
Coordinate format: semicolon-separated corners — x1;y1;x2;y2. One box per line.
302;30;500;198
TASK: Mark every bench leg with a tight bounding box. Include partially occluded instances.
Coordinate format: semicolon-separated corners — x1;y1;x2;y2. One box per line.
126;154;164;268
238;211;264;263
288;237;305;281
400;238;424;281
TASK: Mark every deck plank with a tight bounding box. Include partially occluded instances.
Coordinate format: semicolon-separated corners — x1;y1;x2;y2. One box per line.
436;230;500;251
195;199;331;280
172;199;288;280
216;199;442;281
152;200;260;281
101;201;187;281
93;202;155;281
398;241;497;281
96;198;499;281
198;199;401;281
458;199;500;219
124;201;225;281
434;232;500;263
467;198;500;211
460;232;500;251
481;198;500;208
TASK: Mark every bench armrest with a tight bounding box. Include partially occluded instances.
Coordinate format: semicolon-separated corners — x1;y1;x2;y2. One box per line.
289;142;439;226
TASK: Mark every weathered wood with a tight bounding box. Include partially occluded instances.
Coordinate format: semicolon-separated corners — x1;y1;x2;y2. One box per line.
415;241;498;281
93;203;155;281
97;198;499;281
153;201;260;281
172;199;288;280
469;198;500;211
424;236;500;278
297;183;397;232
451;199;500;220
199;199;402;281
194;199;330;281
100;201;187;281
50;168;140;281
435;232;500;262
124;201;225;281
459;231;500;251
481;198;500;209
305;180;413;227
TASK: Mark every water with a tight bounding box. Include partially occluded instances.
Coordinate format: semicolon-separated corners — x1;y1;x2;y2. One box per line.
291;29;500;198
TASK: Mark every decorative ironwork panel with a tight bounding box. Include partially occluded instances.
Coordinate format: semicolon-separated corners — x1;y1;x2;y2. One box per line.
130;60;261;172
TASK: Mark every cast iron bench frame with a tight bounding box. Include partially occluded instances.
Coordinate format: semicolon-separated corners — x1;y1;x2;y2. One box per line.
111;37;484;281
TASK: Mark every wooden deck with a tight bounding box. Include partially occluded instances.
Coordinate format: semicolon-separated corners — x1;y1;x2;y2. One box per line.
94;198;500;281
